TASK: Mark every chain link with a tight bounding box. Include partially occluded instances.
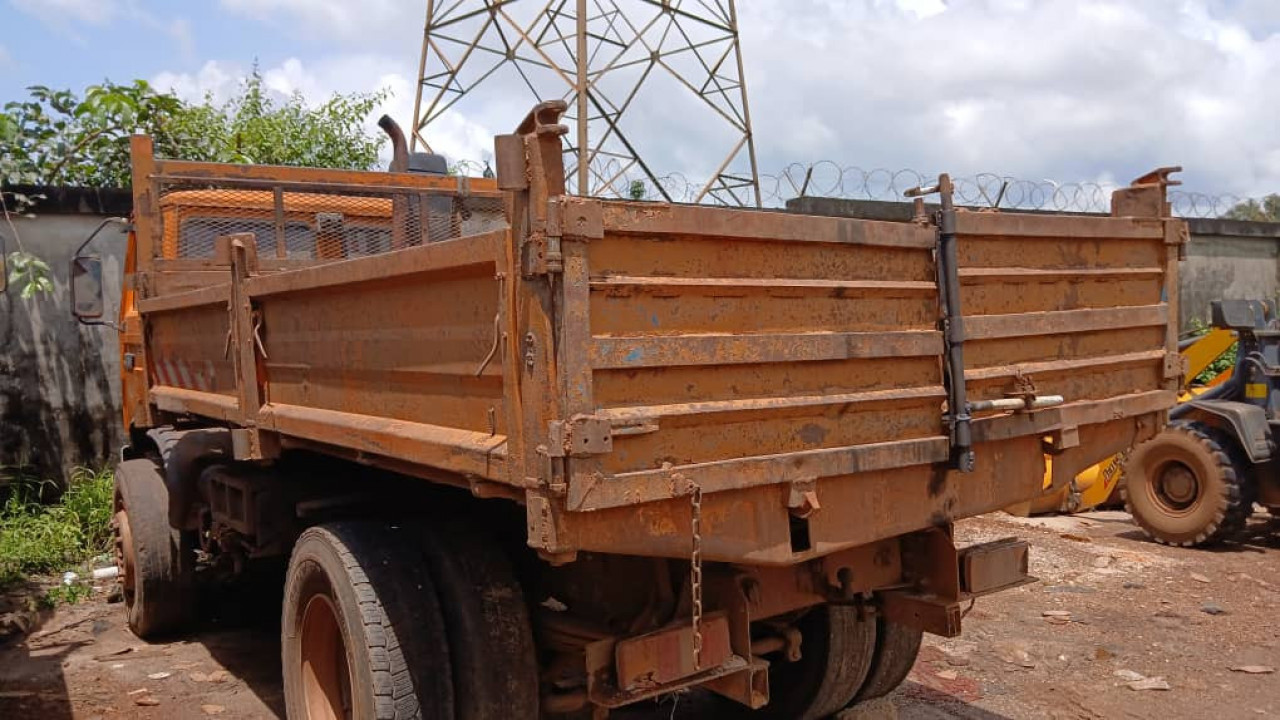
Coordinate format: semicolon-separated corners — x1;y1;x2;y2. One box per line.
689;480;704;670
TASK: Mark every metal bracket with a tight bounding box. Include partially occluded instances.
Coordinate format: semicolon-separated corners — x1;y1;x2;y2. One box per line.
907;174;974;473
547;197;604;240
786;479;821;519
1164;352;1188;380
548;415;614;457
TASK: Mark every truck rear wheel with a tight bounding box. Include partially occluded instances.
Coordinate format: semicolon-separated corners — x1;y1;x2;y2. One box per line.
282;522;454;720
1123;421;1255;547
416;521;539;720
854;618;922;701
749;605;877;720
114;458;195;639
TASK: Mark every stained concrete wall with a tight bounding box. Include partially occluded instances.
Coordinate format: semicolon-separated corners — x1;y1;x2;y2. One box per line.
786;196;1280;332
1179;218;1280;329
1;188;129;482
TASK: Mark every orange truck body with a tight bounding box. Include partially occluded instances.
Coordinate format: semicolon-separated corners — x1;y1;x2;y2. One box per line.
114;105;1184;707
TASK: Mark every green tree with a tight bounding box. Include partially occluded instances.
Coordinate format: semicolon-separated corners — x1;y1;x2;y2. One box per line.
161;69;387;170
1222;194;1280;222
2;71;388;296
2;80;184;187
2;71;387;188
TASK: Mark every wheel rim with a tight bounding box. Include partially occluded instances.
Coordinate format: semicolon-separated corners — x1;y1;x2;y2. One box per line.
300;594;353;720
114;507;137;610
1151;460;1201;513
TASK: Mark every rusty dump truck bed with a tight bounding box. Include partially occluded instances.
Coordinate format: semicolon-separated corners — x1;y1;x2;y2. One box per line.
123;113;1183;568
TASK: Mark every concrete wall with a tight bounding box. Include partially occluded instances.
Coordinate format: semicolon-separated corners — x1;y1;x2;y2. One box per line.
787;196;1280;332
1;188;129;482
1179;218;1280;329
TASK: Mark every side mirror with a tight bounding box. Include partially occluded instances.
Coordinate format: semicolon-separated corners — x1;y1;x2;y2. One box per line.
71;255;104;320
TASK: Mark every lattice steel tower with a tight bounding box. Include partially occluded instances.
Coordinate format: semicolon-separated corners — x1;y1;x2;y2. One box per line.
412;0;760;206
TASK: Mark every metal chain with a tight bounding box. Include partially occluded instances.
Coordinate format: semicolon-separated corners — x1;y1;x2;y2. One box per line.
689;480;704;670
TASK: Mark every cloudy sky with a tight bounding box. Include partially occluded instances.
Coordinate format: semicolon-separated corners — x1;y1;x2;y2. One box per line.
2;0;1279;201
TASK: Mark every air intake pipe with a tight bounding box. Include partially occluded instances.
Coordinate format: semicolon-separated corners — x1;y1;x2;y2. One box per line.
378;115;409;173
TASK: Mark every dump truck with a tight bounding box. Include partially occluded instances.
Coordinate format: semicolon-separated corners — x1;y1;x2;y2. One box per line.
70;102;1185;719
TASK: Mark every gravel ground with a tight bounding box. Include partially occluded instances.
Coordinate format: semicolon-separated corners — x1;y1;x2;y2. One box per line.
1;509;1277;720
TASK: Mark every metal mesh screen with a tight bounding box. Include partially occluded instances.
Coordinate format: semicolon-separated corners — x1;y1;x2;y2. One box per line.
152;184;506;262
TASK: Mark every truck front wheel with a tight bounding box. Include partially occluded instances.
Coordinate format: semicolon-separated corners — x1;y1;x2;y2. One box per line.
282;522;454;720
114;458;195;639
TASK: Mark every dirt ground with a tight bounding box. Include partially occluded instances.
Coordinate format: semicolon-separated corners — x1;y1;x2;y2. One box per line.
1;509;1277;720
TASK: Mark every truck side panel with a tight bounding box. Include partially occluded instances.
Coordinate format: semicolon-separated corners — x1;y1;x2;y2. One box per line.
584;205;947;477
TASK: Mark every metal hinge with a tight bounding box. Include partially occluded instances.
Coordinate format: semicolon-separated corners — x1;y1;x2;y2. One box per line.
524;232;563;276
546;197;604;240
547;415;614;457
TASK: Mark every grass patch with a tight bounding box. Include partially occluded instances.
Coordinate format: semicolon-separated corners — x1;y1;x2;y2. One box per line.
0;466;115;588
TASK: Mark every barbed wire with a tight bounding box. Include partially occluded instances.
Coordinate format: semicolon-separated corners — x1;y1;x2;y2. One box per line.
449;157;1263;219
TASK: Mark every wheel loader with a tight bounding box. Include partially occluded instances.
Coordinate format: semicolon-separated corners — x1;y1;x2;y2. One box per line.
1013;325;1237;516
1124;299;1280;546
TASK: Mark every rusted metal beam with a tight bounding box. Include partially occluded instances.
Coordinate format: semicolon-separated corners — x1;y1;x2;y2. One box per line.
965;349;1165;382
150;386;239;421
596;385;945;424
136;283;230;315
245;230;504;298
966;304;1168;340
589;276;938;294
568;436;950;511
1056;390;1177;427
590;330;943;369
958;266;1164;281
601;203;936;248
257;403;508;481
954;212;1164;238
152;157;499;193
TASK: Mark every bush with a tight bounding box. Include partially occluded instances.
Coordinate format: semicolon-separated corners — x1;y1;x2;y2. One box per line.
0;467;114;587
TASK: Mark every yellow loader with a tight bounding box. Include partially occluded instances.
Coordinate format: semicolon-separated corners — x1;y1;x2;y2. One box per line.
1009;327;1237;516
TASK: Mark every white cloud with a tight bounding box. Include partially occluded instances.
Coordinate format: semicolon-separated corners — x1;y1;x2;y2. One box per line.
203;0;1280;199
736;0;1280;197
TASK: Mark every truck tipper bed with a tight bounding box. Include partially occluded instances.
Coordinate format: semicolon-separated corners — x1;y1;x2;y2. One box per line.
86;102;1184;719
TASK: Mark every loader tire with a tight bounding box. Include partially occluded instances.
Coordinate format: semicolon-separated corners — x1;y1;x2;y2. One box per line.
747;605;878;720
415;521;539;720
853;618;923;702
1123;421;1255;547
282;522;454;720
114;458;196;639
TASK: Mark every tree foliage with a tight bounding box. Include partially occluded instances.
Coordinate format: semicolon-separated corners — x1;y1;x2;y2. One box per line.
1;71;388;297
1222;194;1280;222
1;80;184;187
1;71;387;188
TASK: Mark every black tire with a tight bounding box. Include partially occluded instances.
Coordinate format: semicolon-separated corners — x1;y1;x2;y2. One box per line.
416;521;539;720
748;605;878;720
114;458;195;639
853;618;922;702
1123;421;1255;547
282;522;454;720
